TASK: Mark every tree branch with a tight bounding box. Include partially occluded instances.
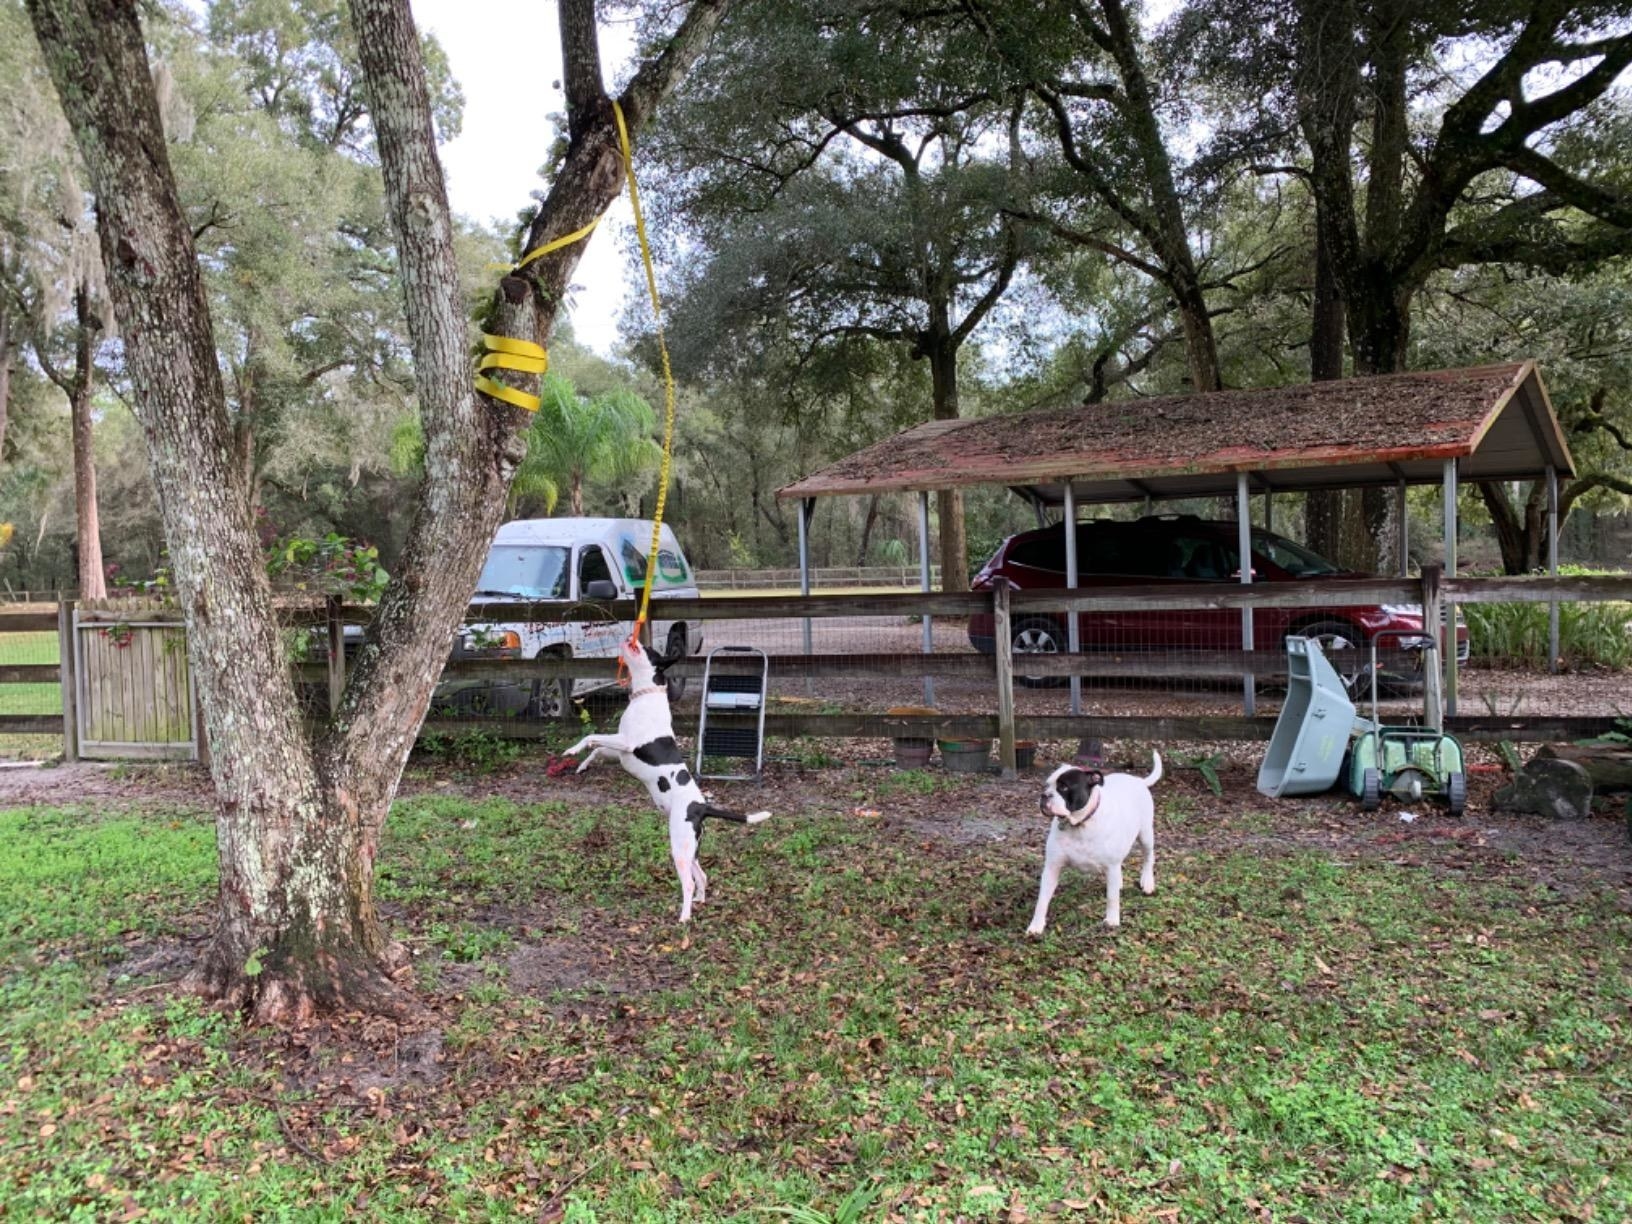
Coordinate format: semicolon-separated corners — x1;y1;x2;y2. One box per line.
1504;145;1632;228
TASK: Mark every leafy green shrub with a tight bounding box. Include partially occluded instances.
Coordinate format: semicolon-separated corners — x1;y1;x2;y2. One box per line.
418;729;524;771
1465;568;1632;669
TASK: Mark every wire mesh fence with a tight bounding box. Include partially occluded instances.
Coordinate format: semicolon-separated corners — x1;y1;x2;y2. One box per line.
3;572;1630;766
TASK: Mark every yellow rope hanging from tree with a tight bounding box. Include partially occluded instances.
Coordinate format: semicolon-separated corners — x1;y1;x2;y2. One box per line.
474;98;681;660
609;98;679;646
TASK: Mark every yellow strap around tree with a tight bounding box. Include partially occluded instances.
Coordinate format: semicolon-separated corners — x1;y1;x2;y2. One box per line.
474;332;549;412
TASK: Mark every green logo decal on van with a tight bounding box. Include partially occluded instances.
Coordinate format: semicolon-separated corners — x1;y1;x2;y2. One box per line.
620;535;689;588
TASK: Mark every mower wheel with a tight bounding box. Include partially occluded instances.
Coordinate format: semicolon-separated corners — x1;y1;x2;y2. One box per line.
1447;771;1467;817
1361;768;1382;811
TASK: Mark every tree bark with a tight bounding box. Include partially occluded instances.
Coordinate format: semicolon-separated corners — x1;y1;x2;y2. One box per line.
1098;0;1222;392
68;284;106;599
1480;481;1546;574
1304;227;1344;561
855;493;880;566
927;334;967;590
0;309;12;462
26;0;728;1024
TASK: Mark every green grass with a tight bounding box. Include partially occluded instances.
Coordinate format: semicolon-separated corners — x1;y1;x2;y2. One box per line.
0;631;62;717
1;796;1629;1221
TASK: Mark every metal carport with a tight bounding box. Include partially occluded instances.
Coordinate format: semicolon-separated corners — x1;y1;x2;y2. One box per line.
778;362;1576;716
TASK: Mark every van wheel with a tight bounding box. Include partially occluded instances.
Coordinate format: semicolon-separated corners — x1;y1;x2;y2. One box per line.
1013;618;1067;689
663;627;689;703
527;650;572;721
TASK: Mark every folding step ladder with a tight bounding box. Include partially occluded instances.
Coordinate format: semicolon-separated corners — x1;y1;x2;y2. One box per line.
695;645;768;780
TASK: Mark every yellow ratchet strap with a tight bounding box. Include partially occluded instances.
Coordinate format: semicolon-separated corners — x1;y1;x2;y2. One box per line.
474;332;548;412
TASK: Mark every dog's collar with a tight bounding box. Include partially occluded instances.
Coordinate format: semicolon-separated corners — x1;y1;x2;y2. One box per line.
628;684;665;702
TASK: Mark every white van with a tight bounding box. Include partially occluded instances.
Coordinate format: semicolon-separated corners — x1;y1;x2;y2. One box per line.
439;518;703;719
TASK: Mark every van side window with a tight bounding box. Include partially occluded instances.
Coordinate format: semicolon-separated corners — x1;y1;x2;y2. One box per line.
578;545;614;591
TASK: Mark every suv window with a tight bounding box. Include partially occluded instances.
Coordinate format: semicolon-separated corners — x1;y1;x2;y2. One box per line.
1006;535;1064;572
1163;535;1231;580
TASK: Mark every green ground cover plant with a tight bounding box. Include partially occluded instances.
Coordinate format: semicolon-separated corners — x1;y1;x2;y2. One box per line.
0;788;1628;1221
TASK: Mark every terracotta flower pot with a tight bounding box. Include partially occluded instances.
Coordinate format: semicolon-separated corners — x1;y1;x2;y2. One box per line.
1014;740;1038;771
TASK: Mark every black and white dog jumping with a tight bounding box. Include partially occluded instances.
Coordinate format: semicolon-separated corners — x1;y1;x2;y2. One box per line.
564;636;770;922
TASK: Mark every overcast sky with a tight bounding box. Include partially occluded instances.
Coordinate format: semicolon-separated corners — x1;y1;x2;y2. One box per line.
410;0;638;355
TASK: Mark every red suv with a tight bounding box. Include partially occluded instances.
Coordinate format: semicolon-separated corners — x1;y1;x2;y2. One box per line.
967;515;1467;689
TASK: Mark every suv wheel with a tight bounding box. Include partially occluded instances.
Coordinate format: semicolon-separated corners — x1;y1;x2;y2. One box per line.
1013;618;1067;689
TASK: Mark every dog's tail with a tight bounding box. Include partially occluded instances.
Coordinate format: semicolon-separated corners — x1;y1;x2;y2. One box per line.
697;802;771;825
1143;751;1163;788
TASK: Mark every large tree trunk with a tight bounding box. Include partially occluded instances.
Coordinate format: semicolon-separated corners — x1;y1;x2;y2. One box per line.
1305;227;1345;560
1480;480;1546;574
68;282;106;599
0;310;12;462
1094;0;1222;394
855;493;880;566
27;0;727;1023
927;335;967;590
70;380;106;599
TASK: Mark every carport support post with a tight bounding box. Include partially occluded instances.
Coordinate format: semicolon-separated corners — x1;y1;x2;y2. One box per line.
1420;565;1444;730
1236;472;1256;717
1547;465;1560;674
799;498;814;697
1443;459;1458;717
993;579;1017;778
918;491;935;707
1396;478;1410;577
1063;482;1081;717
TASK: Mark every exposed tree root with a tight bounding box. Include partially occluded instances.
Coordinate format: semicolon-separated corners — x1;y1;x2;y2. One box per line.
184;935;421;1026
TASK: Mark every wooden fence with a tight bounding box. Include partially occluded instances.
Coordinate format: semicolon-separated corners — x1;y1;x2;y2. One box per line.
693;564;940;589
3;570;1629;772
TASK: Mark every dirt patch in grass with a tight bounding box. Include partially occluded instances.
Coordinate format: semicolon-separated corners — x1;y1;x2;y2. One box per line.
506;932;688;1004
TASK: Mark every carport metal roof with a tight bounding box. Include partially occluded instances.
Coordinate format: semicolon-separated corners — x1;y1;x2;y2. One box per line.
776;362;1573;505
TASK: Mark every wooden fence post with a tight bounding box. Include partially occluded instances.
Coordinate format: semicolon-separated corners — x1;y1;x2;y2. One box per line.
1420;564;1444;730
325;596;346;719
993;580;1017;778
57;597;78;763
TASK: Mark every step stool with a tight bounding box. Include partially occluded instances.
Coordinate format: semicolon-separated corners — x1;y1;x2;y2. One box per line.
695;645;768;781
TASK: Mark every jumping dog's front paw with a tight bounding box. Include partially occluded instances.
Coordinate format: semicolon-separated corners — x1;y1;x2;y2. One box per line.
1025;923;1045;938
574;758;593;774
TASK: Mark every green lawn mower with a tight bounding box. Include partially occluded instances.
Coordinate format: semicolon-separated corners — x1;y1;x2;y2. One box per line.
1258;629;1466;815
1346;629;1467;815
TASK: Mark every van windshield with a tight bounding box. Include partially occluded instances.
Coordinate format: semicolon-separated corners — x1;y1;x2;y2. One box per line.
474;545;570;599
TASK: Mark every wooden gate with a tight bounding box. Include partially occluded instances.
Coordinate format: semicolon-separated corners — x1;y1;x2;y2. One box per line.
72;600;196;760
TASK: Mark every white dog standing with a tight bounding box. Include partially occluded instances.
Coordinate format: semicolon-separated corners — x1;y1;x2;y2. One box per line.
564;637;769;922
1027;754;1162;934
